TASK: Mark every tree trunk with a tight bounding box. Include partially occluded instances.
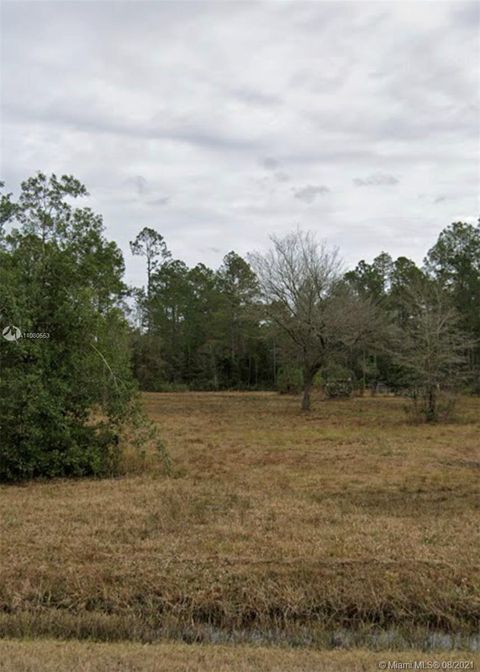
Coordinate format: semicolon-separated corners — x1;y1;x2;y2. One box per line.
426;385;437;422
361;349;366;396
272;340;277;387
301;368;315;411
146;257;152;334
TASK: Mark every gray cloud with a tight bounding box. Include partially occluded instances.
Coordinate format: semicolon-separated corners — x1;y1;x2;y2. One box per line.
261;157;281;170
133;176;148;195
354;173;399;187
231;88;282;108
452;1;480;29
1;1;478;288
147;196;170;207
293;185;331;203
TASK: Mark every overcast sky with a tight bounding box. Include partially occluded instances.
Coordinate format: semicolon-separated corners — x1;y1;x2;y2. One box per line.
1;0;479;287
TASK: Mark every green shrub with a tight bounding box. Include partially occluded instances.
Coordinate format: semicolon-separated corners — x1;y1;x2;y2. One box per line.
0;174;142;482
404;387;458;423
155;382;190;392
321;364;354;399
276;366;303;394
324;379;354;399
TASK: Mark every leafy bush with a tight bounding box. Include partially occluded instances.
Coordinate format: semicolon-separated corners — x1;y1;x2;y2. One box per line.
0;174;145;481
321;364;354;399
155;382;191;393
276;366;303;394
117;405;171;476
404;388;458;423
324;378;354;399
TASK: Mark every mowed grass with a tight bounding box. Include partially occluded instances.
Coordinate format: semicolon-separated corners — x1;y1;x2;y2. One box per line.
0;392;479;647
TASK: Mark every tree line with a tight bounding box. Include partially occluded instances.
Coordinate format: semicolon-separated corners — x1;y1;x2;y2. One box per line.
0;173;478;480
130;224;479;416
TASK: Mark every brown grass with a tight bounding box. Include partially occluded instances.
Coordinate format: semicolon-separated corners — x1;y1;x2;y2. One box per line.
0;392;479;646
1;639;479;672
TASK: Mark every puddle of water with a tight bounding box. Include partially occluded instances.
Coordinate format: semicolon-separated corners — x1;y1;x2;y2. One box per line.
178;625;480;652
332;628;480;652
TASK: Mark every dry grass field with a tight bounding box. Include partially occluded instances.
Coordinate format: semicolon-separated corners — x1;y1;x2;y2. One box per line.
1;392;479;664
1;639;479;672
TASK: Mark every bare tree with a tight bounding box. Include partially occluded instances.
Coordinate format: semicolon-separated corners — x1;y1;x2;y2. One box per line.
393;280;474;421
250;230;380;410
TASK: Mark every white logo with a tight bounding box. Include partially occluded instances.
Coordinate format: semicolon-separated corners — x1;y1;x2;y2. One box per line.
2;325;22;341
